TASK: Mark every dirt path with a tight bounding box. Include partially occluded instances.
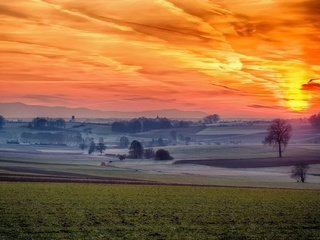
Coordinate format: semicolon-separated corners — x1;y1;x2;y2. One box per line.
0;173;157;184
174;156;320;168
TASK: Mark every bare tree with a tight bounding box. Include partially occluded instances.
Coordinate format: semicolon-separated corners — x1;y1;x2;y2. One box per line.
291;164;309;183
263;119;292;158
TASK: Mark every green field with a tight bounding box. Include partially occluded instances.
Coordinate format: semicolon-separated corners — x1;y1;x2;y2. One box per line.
1;182;319;240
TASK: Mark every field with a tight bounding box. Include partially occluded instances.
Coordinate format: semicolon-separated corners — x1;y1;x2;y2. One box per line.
1;142;320;189
1;182;319;240
1;120;320;239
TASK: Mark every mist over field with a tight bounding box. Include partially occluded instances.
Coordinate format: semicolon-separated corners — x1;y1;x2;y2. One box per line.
1;0;320;239
1;110;320;239
1;110;320;188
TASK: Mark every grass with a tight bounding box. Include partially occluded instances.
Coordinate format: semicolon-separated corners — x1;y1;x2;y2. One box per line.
0;182;319;240
1;143;320;189
163;144;320;160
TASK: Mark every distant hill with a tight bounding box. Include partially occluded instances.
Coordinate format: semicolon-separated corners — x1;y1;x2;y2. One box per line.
0;102;207;120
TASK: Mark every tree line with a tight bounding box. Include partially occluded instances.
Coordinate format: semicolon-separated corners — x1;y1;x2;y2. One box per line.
28;117;66;130
111;117;190;133
309;113;320;128
21;132;83;145
83;138;173;161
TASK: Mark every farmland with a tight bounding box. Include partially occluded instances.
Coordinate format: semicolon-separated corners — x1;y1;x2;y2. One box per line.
0;119;320;189
1;182;320;240
0;118;320;239
1;143;320;189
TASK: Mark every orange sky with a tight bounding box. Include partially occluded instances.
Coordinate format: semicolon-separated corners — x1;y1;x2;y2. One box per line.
0;0;319;118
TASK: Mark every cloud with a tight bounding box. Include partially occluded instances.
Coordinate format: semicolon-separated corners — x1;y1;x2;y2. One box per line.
302;79;320;91
289;0;320;18
247;104;285;110
0;0;319;116
124;96;176;103
211;83;248;94
21;94;70;103
42;0;219;43
0;5;29;19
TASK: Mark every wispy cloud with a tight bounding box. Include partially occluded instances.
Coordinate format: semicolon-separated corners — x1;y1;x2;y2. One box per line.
247;104;285;110
21;94;70;103
0;0;319;117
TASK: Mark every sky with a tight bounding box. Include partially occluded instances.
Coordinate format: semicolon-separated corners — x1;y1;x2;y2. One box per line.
0;0;319;118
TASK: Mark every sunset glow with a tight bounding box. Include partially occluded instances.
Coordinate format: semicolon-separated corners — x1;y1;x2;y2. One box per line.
0;0;319;118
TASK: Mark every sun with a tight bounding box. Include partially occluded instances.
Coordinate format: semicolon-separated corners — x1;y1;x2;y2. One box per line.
285;69;310;112
287;98;309;111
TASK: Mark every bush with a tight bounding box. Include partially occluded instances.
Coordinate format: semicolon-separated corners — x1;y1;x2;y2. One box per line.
155;149;173;160
144;148;155;159
118;154;126;161
291;164;309;183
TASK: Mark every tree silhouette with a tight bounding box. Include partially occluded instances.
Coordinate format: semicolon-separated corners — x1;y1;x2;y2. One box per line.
119;136;129;148
309;113;320;128
170;130;177;142
144;148;155;159
88;141;96;155
56;118;66;128
0;115;5;129
202;114;220;124
129;140;144;159
263;119;292;158
79;142;87;150
96;142;107;155
291;164;309;183
30;117;66;130
155;149;173;160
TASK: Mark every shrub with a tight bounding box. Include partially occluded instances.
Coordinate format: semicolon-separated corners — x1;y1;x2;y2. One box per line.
155;149;173;160
144;148;155;159
291;164;309;183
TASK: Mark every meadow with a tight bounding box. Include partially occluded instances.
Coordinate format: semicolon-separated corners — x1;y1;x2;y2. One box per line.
0;182;319;240
1;143;320;189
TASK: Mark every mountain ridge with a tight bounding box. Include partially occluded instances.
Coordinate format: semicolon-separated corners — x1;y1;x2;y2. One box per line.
0;102;207;119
